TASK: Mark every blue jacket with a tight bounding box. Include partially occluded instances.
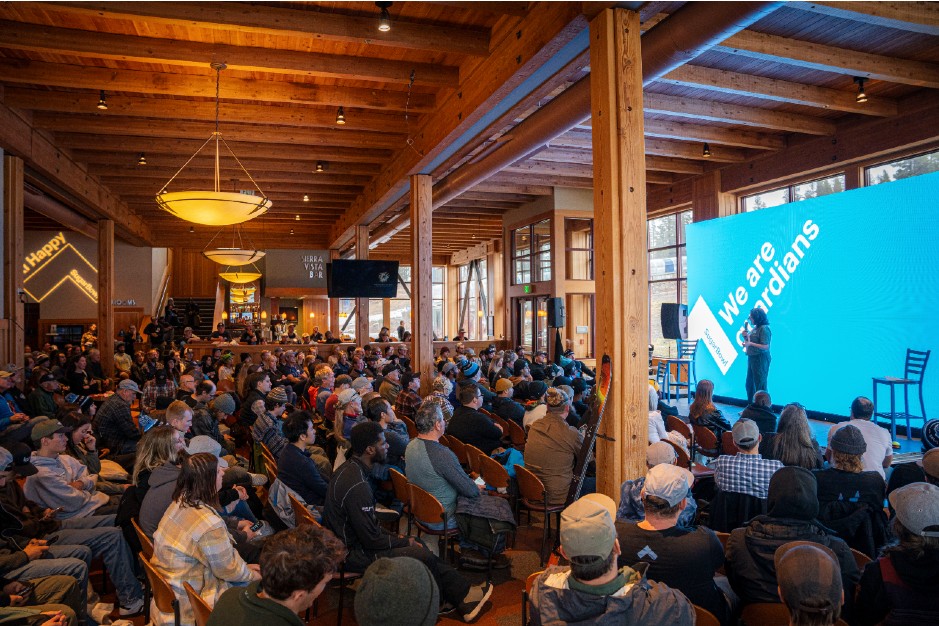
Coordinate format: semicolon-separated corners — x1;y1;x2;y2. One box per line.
277;444;328;506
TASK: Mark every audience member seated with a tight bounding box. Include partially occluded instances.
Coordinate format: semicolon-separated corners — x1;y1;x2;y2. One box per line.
855;482;939;626
151;453;259;625
688;380;732;446
394;371;422;421
646;385;689;453
456;359;495;412
164;399;194;440
333;388;364;444
827;396;892;479
616;464;732;625
713;419;783;500
524;388;585;506
491;378;525;427
58;412;125;496
354;557;440;626
240;372;272;427
1;443;144;618
422;376;454;425
768;403;824;470
276;411;328;508
364;397;408;471
93;379;143;455
775;542;844;626
528;493;694;625
740;390;777;434
324;421;492;622
192;392;236;455
0;575;79;626
378;363;403;406
617;442;697;529
447;384;504;456
208;524;345;626
27;373;60;420
141;369;176;415
725;466;860;607
521;381;548;429
251;387;289;459
405;403;512;570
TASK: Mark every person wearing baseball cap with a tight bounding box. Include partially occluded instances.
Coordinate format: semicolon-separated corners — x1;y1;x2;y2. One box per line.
394;370;422;422
491;377;524;426
0;368;34;445
0;442;37;476
95;378;144;455
529;493;694;625
617;441;698;530
378;363;402;406
616;463;730;623
776;541;844;626
27;372;60;420
855;482;939;624
524;388;584;506
712;418;783;499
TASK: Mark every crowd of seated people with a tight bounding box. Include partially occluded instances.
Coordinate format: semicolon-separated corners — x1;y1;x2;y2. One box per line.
5;330;939;626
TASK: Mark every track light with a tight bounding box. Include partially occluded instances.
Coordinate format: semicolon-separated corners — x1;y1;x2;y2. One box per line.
376;2;392;32
336;106;346;125
189;226;195;233
295;214;300;221
290;228;295;235
854;77;868;103
137;153;147;166
303;194;310;202
96;90;108;110
315;161;327;173
702;142;711;158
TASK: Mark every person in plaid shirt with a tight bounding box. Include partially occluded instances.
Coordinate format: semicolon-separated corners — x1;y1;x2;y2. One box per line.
141;369;177;414
394;371;422;421
712;418;783;499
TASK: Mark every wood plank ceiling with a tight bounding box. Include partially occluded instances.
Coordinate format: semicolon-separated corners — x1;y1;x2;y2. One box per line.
1;1;937;259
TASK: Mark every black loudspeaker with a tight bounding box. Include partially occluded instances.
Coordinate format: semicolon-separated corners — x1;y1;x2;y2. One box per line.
660;303;688;340
547;297;565;328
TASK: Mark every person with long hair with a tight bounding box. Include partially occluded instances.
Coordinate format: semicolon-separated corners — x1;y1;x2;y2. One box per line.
854;483;939;625
743;307;772;403
65;355;95;396
770;403;823;470
151;453;259;625
58;412;124;495
687;379;731;442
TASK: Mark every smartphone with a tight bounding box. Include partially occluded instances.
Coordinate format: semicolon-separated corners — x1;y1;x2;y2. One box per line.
474;476;486;487
249;520;264;533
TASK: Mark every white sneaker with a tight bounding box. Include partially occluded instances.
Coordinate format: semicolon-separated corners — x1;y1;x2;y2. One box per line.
118;597;144;616
459;582;493;622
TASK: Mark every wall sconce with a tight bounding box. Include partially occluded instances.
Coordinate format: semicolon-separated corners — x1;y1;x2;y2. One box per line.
221;311;229;320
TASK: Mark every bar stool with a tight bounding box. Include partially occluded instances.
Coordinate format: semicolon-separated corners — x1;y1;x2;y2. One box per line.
660;339;699;402
872;348;930;440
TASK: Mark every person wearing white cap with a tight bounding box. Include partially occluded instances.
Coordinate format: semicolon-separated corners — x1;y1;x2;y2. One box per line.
617;442;697;529
528;493;694;625
616;464;732;624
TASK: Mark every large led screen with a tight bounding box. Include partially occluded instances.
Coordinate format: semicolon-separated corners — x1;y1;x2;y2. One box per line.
687;171;939;420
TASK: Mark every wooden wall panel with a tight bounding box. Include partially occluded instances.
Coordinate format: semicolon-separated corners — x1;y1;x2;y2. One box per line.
171;248;219;297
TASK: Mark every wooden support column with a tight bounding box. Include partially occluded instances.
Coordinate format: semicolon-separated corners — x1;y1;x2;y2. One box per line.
2;155;24;366
97;219;115;376
692;170;736;222
410;174;434;395
328;249;340;335
354;225;370;342
591;8;648;496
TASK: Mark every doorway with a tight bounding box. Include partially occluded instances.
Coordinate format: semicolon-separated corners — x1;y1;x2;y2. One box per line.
515;296;549;353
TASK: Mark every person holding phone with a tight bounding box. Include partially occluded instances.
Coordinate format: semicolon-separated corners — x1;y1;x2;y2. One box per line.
743;307;772;403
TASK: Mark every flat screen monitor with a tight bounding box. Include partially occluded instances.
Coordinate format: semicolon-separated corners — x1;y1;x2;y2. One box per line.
327;260;400;298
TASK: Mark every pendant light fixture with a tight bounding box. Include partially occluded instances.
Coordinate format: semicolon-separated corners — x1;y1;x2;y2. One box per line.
203;224;266;266
702;142;712;158
156;62;272;226
376;2;392;32
219;264;262;284
336;106;346;125
96;90;108;110
854;77;868;103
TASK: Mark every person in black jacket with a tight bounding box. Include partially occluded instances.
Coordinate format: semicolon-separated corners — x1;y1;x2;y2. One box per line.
491;379;525;427
323;422;492;621
447;384;504;455
740;390;777;434
239;372;271;426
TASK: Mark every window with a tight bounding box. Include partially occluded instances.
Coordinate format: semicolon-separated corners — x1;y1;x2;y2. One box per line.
338;298;355;340
512;219;551;284
368;300;383;340
432;266;445;340
565;218;594;280
389;266;411;337
648;210;691;356
457;259;489;340
743;173;845;211
866;149;939;186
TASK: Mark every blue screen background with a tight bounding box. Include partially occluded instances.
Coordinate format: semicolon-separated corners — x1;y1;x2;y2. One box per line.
686;171;939;421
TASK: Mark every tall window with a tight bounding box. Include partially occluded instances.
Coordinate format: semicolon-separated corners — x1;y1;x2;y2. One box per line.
512;219;551;285
390;266;411;336
866;149;939;185
648;210;692;355
432;266;445;339
565;218;594;280
743;173;845;212
338;298;355;340
457;259;489;340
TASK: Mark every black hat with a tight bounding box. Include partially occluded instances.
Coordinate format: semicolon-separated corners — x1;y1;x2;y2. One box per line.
381;363;401;377
1;442;38;477
401;370;421;387
38;373;57;384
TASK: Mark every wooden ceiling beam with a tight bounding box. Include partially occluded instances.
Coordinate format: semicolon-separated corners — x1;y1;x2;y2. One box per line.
3;88;415;131
645;137;749;162
0;59;435;112
658;64;898;117
487;172;594;189
789;1;939;37
427;2;531;18
89;165;372;188
505;160;593;178
643;118;786;150
718;30;939;88
31;113;407;150
43;1;491;56
643;92;837;135
0;19;459;87
471;180;554;195
75;153;380;176
644;156;705;175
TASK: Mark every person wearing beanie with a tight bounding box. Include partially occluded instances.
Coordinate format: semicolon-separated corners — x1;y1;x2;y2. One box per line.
726;466;860;607
323;373;353;426
394;371;423;421
855;483;939;626
827;396;893;479
378;363;403;406
712;418;783;499
251;386;290;459
334;387;364;443
525;388;586;505
491;378;525;427
617;442;698;529
456;359;496;412
446;382;504;456
355;557;439;626
814;424;889;555
209;525;345;626
776;542;844;626
422;375;455;424
522;380;549;429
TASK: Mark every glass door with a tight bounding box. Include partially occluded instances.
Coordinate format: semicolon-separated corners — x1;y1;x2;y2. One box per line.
516;296;550;353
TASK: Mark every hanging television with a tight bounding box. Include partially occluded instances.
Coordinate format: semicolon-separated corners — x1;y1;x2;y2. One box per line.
327;260;400;298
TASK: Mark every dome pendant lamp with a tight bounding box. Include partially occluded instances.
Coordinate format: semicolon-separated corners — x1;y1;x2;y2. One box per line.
203;224;266;266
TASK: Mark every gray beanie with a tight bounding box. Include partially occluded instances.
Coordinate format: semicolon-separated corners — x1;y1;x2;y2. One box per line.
209;393;236;416
354;557;439;626
830;424;867;455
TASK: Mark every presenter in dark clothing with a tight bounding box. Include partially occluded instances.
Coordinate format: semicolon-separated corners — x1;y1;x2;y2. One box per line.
743;307;771;403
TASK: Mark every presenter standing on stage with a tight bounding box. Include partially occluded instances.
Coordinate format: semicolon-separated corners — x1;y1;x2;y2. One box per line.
743;307;772;402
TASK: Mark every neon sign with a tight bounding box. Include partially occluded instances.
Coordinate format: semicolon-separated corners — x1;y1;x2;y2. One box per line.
22;232;99;303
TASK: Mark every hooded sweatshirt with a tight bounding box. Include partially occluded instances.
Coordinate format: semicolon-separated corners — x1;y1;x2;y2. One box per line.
138;461;181;537
23;453;108;519
855;547;939;626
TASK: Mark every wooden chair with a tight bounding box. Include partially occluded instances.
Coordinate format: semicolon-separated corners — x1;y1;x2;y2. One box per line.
140;553;180;626
692;424;721;460
505;419;527;450
666;415;693;448
694;604;721;626
438;433;452;448
715;531;730;575
521;570;544;626
740;602;850;626
489;412;511;434
721;431;741;455
851;547;872;571
288;494;361;626
183;581;212;626
514;464;564;566
217;379;236;394
400;415;418;439
464;443;485;476
663;439;715;483
388;467;413;536
131;518;154;621
409;482;460;563
475;453;517;555
447;435;470;467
